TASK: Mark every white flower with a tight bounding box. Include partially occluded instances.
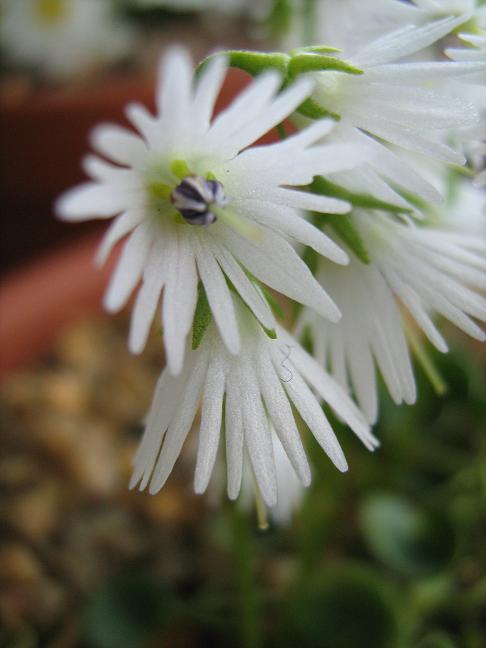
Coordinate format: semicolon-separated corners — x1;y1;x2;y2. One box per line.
297;207;486;423
296;250;416;425
130;300;377;507
447;33;486;186
236;427;305;526
262;430;305;525
289;0;424;54
412;0;486;28
56;48;365;375
0;0;134;79
304;16;485;166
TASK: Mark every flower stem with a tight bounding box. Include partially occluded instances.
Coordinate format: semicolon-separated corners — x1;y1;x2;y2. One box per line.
405;323;447;396
229;505;262;648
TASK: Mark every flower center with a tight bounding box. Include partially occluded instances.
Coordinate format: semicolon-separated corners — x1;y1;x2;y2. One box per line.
35;0;67;25
171;174;227;226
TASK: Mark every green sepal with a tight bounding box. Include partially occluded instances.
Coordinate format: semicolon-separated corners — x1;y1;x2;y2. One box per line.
319;213;370;265
243;268;286;321
288;53;363;78
300;323;314;355
311;176;412;214
192;282;212;350
262;326;278;340
302;245;319;275
297;97;341;121
225;269;278;340
290;45;342;56
259;284;286;321
199;50;290;79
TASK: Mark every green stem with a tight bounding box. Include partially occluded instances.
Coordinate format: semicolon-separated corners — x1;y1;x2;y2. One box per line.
230;505;262;648
404;323;447;396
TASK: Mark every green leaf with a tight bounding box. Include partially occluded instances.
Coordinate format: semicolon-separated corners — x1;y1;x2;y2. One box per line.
290;45;342;56
258;283;286;321
82;574;172;648
360;494;456;577
418;631;457;648
321;213;370;264
287;564;400;648
192;282;212;350
302;245;319;275
300;324;314;355
311;176;411;214
288;52;363;78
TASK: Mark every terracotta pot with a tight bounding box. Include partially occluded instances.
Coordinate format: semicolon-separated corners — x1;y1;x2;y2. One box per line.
0;233;113;379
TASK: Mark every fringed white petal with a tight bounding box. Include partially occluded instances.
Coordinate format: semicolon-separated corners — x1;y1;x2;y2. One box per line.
90;124;147;167
218;224;341;323
194;354;226;494
148;354;207;494
238;354;278;507
194;234;241;355
163;230;199;375
225;370;244;500
103;223;152;313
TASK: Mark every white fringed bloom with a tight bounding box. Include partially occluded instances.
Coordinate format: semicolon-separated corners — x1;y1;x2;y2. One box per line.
56;48;366;375
296;250;416;425
130;0;265;16
130;300;377;507
288;1;483;58
297;206;486;423
447;33;486;187
412;0;486;28
297;0;424;54
261;430;305;525
305;16;485;166
0;0;134;79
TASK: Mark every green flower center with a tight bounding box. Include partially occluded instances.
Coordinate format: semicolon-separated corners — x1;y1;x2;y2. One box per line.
146;159;261;240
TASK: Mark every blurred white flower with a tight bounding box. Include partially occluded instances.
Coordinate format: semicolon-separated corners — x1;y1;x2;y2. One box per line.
0;0;134;79
57;48;366;375
236;426;305;526
412;0;486;28
297;204;486;423
262;429;305;525
129;0;265;17
291;0;424;54
296;249;416;425
130;300;376;507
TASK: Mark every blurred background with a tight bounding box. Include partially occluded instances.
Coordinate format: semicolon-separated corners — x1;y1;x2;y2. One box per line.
1;2;485;647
